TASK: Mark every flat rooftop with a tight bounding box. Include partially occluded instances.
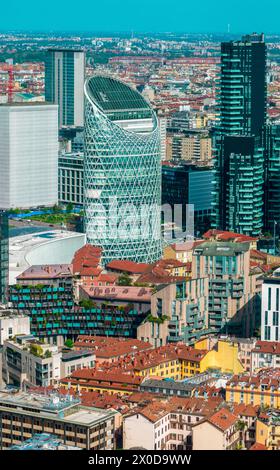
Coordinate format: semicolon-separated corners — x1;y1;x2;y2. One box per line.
0;390;116;425
9;230;85;285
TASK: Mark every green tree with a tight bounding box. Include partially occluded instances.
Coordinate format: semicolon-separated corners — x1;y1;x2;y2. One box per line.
116;272;133;286
65;339;74;349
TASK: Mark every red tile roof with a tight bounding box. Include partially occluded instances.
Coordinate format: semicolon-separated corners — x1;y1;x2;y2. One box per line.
252;340;280;355
74;336;153;358
72;244;102;276
249;442;268;451
203;229;257;243
208;407;238;432
106;260;150;274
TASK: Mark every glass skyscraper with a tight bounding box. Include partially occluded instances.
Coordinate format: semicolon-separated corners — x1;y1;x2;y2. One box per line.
45;49;85;127
213;33;267;236
0;210;8;304
84;76;162;265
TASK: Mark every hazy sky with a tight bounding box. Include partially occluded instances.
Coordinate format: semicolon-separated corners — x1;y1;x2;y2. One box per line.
2;0;280;33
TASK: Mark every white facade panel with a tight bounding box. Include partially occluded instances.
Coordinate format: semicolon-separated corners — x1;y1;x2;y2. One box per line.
0;104;58;209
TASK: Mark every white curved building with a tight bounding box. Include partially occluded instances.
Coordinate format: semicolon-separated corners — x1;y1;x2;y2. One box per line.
84;76;162;265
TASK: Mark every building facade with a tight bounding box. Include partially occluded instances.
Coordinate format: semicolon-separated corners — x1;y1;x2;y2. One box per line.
213;33;267;236
162;162;213;237
137;278;210;347
0;211;8;303
261;272;280;342
3;335;61;387
0;103;58;209
58;152;84;206
45;49;85;127
0;391;116;450
84;76;162;265
192;241;261;336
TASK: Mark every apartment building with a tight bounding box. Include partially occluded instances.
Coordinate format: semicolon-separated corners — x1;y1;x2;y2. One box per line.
0;309;30;345
2;335;61;387
226;369;280;408
251;341;280;372
0;390;116;450
256;409;280;450
123;396;222;450
192;241;262;336
137;278;210;347
192;407;240;450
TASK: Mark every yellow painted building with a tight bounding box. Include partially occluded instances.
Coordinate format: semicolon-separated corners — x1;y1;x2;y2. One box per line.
256;414;280;450
195;339;244;375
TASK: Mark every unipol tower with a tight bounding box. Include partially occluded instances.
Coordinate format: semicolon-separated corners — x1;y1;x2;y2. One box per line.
84;76;162;265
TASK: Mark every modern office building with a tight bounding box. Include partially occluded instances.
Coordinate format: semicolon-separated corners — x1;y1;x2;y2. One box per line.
45;49;85;127
58;152;84;206
84;76;162;265
213;33;267;236
0;103;58;209
262;124;280;234
162;162;213;236
0;211;8;304
261;269;280;342
0;390;116;449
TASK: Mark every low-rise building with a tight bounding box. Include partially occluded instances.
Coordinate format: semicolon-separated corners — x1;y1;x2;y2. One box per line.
74;336;152;364
123;396;222;450
255;409;280;450
226;369;280;408
251;341;280;372
60;349;95;378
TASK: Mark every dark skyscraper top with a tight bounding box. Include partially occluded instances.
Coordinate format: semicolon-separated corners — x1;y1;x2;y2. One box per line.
219;33;267;137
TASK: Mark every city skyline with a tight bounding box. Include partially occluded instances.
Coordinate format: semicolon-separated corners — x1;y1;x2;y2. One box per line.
1;0;280;34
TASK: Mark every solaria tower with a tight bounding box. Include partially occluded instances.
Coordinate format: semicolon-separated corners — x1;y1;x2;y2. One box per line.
84;76;162;265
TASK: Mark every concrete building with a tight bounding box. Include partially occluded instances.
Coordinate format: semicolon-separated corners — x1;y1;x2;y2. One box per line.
0;390;116;449
60;349;95;377
261;269;280;341
0;103;58;209
58;152;84;206
192;241;262;337
137;278;210;347
3;335;61;387
45;49;85;127
0;309;30;345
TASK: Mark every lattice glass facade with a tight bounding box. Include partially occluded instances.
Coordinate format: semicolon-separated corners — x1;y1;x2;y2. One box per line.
84;76;162;265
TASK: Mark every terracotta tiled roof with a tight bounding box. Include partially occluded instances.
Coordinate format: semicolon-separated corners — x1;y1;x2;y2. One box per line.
106;260;150;274
72;244;102;276
74;336;153;358
252;340;280;356
249;442;268;451
208;407;238;432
